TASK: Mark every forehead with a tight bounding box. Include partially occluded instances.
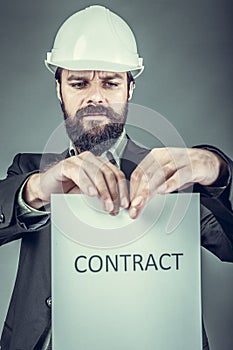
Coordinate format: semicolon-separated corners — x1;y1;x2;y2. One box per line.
62;70;127;80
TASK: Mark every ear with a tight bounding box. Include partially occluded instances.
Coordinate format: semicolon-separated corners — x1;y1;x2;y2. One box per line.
56;80;62;103
128;81;134;101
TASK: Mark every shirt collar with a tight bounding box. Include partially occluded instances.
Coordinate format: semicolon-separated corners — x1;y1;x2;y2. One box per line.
68;128;127;168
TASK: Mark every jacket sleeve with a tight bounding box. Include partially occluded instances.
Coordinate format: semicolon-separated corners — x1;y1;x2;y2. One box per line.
0;154;48;245
194;145;233;262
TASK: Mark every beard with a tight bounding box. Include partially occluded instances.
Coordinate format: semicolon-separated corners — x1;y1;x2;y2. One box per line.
62;102;128;156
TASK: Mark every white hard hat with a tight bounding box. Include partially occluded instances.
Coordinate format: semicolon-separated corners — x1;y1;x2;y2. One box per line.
45;5;144;79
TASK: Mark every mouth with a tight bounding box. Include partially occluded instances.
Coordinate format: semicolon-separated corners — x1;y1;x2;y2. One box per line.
83;114;108;120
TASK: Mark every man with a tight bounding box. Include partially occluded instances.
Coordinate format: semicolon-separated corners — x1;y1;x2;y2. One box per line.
0;5;232;350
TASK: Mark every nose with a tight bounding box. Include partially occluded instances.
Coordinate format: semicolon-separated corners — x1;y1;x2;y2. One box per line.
86;83;106;105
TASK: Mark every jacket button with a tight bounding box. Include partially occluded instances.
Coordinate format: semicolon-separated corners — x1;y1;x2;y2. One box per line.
0;213;5;224
46;297;52;308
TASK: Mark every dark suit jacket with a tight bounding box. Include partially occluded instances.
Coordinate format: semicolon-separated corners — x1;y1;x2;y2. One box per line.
0;140;233;350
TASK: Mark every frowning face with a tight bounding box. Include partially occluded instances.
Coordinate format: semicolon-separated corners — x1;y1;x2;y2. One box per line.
56;69;133;155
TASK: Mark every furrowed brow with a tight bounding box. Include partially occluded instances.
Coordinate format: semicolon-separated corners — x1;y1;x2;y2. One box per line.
66;73;124;82
101;74;124;80
67;75;88;81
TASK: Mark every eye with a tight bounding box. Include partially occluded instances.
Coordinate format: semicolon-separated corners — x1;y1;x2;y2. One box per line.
104;81;119;88
71;81;88;89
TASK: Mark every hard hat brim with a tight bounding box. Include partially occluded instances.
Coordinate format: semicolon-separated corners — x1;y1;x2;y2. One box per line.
45;59;144;79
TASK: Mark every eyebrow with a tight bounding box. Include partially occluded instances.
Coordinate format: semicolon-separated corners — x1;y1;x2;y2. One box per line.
67;73;124;81
101;74;124;81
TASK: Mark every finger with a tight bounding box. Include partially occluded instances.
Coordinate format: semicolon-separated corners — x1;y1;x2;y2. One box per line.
105;161;129;209
100;163;129;215
129;165;152;220
82;157;123;213
75;168;99;197
92;167;115;213
151;148;187;180
100;162;120;214
129;159;172;219
67;186;82;194
67;154;114;212
128;168;167;219
62;157;99;197
159;168;193;193
129;150;167;202
130;165;144;202
67;153;127;214
129;171;156;220
128;199;145;219
130;161;167;205
87;156;129;213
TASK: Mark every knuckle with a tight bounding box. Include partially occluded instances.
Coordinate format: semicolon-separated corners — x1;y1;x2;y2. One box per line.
100;191;110;201
82;151;92;157
167;178;177;191
152;148;164;158
79;177;89;189
131;170;140;182
164;163;174;175
94;173;105;187
151;148;159;158
117;170;125;181
61;159;72;175
79;151;93;160
60;158;68;169
145;170;153;179
105;171;115;182
141;172;148;182
111;188;119;201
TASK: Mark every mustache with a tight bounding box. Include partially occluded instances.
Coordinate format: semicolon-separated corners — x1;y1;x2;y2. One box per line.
75;105;116;120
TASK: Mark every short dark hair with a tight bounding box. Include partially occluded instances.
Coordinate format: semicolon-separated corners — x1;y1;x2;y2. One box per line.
55;68;135;91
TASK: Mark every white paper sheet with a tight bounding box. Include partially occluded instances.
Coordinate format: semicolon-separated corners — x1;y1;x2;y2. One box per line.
51;193;202;350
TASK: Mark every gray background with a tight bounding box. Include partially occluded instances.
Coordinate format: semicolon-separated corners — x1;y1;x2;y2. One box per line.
0;0;232;349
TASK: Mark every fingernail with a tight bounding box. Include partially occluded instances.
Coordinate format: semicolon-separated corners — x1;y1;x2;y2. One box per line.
157;184;167;193
105;200;114;212
110;211;119;216
88;187;97;196
131;196;143;207
121;197;129;208
129;207;137;219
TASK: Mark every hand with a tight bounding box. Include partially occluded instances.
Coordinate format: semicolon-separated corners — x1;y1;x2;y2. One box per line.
128;147;227;219
23;151;129;215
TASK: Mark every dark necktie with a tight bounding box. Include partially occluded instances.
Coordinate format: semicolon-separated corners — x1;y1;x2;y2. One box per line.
106;151;117;166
